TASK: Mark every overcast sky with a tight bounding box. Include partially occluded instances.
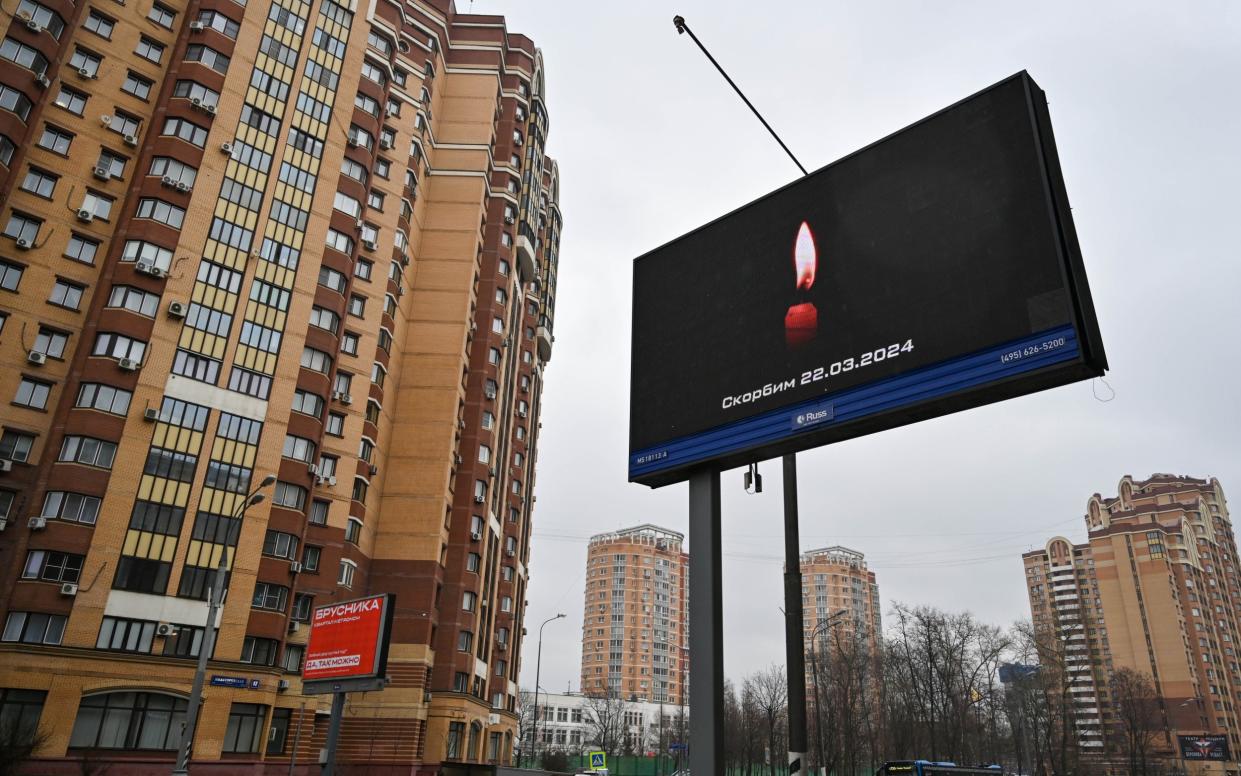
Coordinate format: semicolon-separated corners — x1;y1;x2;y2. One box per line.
472;1;1241;693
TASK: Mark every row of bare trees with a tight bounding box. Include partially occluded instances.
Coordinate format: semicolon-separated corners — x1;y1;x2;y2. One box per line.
718;603;1174;776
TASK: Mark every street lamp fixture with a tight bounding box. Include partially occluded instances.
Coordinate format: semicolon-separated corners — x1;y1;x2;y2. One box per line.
529;613;566;767
172;475;275;775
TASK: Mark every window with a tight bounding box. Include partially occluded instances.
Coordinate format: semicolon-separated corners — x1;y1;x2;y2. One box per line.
185;44;230;73
135;36;164;64
84;10;115;38
309;499;329;525
318;265;347;294
272;482;306;510
121;239;173;270
0;430;34;462
370;363;386;388
0;87;31;122
333;191;361;217
150;157;197;187
40;491;100;524
22;550;84;583
4;213;40;243
37;125;72;154
122;71;153;100
338;559;356;588
79;190;114;221
0;689;46;741
20;169;56;203
355;259;373;281
368;190;385;210
252;582;288;611
1;37;49;76
241;637;279;666
58;436;116;468
457;630;473;652
135;198;185;229
341;332;359;356
147;2;175;27
345;517;362;544
162;117;208;147
69;48;102;77
309;306;339;333
197;10;239;38
47;279;84;311
51;84;89;116
14;377;52;409
106;285;160;317
326;228;354;255
354;92;379;116
478;445;491;464
348;295;366;317
325;412;345;436
300;347;332;373
281;644;304;673
96;616;156;653
69;692;185;750
301;546;321;573
93;332;146;363
360;61;385;85
352;477;368;503
2;612;66;645
282;435;316;463
262;531;299;560
463;591;477;612
291;390;324;418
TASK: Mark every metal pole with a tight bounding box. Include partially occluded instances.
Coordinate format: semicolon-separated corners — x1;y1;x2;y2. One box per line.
172;550;228;775
321;691;346;776
531;613;564;768
688;468;723;776
288;702;305;776
809;633;825;775
783;455;808;775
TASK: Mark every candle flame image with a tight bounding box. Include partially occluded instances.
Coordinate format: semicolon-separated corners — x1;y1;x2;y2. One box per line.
794;221;816;290
785;221;818;349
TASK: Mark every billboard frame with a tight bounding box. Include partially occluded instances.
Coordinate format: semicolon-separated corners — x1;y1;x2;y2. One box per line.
302;592;395;696
629;71;1107;487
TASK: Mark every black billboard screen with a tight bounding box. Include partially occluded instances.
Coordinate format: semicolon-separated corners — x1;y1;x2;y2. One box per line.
1179;735;1231;761
630;73;1106;486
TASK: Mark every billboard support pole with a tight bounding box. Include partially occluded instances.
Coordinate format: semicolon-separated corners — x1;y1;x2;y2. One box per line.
688;468;723;776
321;691;346;776
782;454;808;775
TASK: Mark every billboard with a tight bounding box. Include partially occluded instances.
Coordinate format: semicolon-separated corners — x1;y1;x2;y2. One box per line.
629;72;1106;486
303;593;394;685
1179;735;1231;762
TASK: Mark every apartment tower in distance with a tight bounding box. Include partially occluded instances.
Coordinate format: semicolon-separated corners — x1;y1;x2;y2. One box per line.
0;0;562;771
1023;474;1238;772
581;525;689;704
800;545;882;653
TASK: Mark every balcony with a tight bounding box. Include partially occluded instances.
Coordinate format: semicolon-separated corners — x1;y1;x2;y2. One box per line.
537;325;553;362
516;234;536;281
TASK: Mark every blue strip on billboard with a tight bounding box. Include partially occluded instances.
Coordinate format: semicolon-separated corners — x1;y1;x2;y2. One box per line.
630;325;1078;480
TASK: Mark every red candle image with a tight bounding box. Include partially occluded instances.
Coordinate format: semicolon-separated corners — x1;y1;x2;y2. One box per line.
784;221;818;348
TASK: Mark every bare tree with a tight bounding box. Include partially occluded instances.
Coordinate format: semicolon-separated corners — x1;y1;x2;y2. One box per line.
0;718;49;776
1111;667;1163;776
582;690;631;760
745;664;788;776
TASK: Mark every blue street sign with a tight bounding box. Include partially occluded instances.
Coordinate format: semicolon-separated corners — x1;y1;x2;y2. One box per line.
210;676;248;688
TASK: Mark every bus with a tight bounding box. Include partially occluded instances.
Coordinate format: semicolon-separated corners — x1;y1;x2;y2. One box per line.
876;762;1003;775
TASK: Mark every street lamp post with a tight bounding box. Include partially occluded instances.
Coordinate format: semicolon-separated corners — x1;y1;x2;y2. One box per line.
807;609;847;776
529;613;565;767
172;474;276;775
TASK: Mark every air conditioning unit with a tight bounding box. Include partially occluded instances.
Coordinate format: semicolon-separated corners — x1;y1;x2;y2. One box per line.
27;350;46;365
473;495;485;504
0;518;7;530
307;463;319;475
314;474;325;485
506;548;516;558
35;74;50;88
485;388;497;400
190;97;202;108
205;104;217;116
347;137;359;148
143;407;159;422
287;621;300;634
77;67;92;78
167;301;187;318
117;357;138;371
15;239;30;250
368;465;378;476
25;19;42;32
453;454;463;466
189;20;204;31
60;582;79;596
353;219;364;231
457;419;465;430
161;175;176;187
156;623;179;637
339;394;352;405
220;141;234;154
93;166;110;180
518;409;528;418
470;530;481;541
362;240;377;251
331;390;342;400
176;182;191;193
379;138;393;150
277;679;290;691
29;517;48;530
504;216;515;225
76;209;94;222
123;134;138;147
327;475;336;487
290;561;303;574
135;262;166;278
0;460;12;473
100;115;112;126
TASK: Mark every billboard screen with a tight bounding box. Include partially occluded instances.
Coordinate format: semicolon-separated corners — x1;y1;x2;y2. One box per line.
630;72;1106;486
303;593;394;684
1179;735;1231;762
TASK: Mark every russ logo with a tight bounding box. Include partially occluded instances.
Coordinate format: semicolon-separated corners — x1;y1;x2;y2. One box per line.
784;221;818;349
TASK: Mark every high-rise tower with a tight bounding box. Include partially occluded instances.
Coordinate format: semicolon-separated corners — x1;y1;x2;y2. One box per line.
581;525;689;704
0;1;562;771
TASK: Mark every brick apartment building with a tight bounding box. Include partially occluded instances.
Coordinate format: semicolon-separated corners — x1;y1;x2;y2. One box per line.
0;0;562;771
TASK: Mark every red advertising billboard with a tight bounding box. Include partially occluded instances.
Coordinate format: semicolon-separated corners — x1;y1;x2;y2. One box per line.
303;593;394;684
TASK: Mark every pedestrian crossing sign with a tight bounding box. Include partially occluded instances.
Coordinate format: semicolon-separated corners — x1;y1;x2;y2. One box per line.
589;751;607;770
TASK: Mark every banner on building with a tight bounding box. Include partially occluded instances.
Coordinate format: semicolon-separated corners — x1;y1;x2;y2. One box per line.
1179;734;1231;761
